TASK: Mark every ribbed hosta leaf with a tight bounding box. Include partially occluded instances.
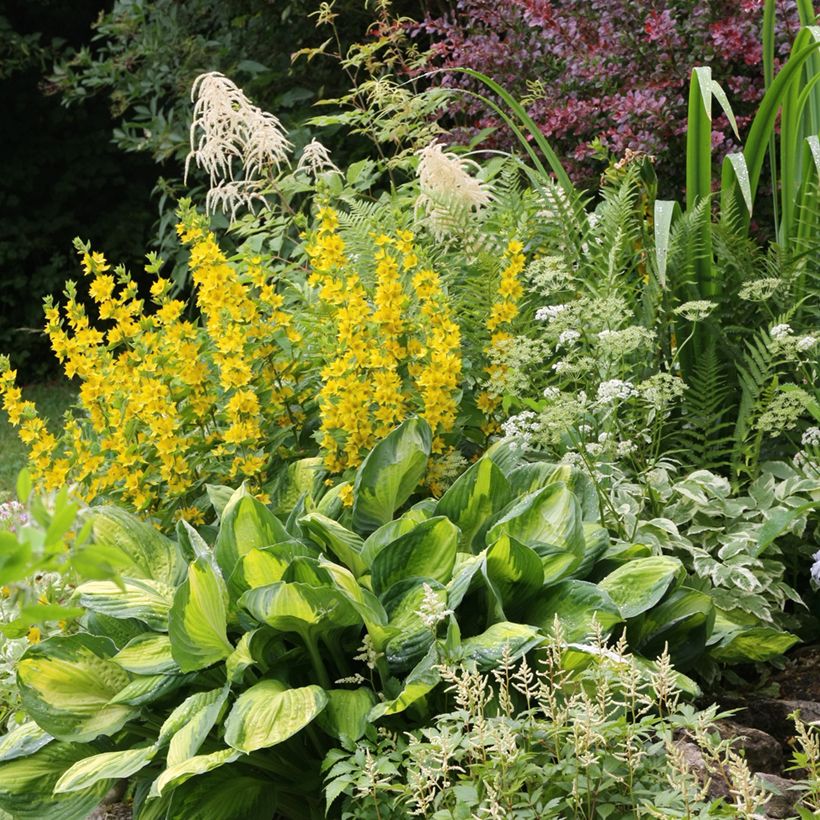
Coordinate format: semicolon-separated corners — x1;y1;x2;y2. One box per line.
113;634;178;675
149;748;240;798
54;745;157;793
75;578;174;631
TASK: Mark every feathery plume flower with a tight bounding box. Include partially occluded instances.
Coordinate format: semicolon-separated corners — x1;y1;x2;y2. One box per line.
296;138;340;177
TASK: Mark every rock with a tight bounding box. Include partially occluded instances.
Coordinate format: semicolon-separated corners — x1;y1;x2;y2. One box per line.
674;740;731;800
720;698;820;744
756;773;800;819
715;720;783;773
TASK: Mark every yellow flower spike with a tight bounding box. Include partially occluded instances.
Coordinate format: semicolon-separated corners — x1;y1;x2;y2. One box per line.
27;626;41;644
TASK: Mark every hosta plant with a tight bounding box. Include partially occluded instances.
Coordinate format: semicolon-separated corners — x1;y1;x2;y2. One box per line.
0;419;799;818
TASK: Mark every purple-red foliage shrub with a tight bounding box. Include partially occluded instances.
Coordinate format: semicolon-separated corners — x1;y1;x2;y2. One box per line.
414;0;809;190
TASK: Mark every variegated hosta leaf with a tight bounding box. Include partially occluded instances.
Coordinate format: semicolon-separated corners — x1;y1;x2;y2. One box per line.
17;635;136;743
90;506;182;586
383;580;446;672
224;679;328;753
214;486;290;579
149;748;240;798
113;633;179;675
485;535;544;609
460;622;542;671
54;745;157;793
300;513;367;577
317;688;376;744
74;578;175;631
0;723;52;764
0;740;113;820
369;644;440;721
352;417;432;534
107;673;186;706
598;556;685;619
168;556;233;672
525;580;623;642
165;686;230;767
158;686;229;750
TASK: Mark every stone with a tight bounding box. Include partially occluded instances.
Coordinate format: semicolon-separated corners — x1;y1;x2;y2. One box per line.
720;698;820;744
674;739;731;800
756;772;800;819
715;719;783;773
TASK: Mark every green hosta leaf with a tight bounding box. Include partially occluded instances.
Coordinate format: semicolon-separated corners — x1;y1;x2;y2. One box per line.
166;686;229;767
240;581;360;635
169;556;232;672
435;457;512;551
225;679;328;753
226;632;256;684
461;622;542;671
300;513;367;577
485;535;543;611
593;542;653;577
0;723;52;763
113;634;178;675
352;417;432;533
108;673;185;706
266;457;325;517
571;524;610;579
317;688;376;744
90;506;181;586
710;626;799;663
360;513;427;568
17;635;136;742
0;741;113;820
525;580;622;642
55;745;157;793
369;644;440;721
206;485;234;520
447;552;485;610
84;612;147;650
214;486;289;579
228;540;316;600
630;587;715;667
383;580;446;671
158;686;229;748
150;748;241;798
486;483;585;558
74;578;174;631
598;556;685;619
371;517;459;596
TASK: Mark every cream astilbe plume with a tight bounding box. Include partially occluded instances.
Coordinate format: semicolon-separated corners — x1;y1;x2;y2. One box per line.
415;141;492;239
186;71;293;218
296;138;340;178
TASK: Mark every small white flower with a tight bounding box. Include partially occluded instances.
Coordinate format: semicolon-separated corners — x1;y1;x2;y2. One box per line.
417;583;453;629
558;329;581;347
552;360;570;373
535;304;566;322
802;427;820;447
674;300;717;322
770;323;792;340
542;386;561;400
616;439;637;457
796;335;816;352
596;379;636;403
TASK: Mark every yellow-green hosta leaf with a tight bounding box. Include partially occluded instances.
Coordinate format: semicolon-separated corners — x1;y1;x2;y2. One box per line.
383;580;446;671
316;688;376;744
360;512;428;568
0;741;114;820
113;634;179;675
369;645;440;721
435;456;512;552
485;535;543;608
158;686;229;749
166;686;230;767
214;487;289;579
525;580;623;642
107;673;186;706
352;417;432;534
0;723;52;763
598;556;685;619
267;456;326;517
710;626;799;663
300;513;367;577
461;622;542;671
90;506;181;586
17;635;136;743
168;556;233;672
54;745;157;794
75;578;175;631
370;517;459;596
224;679;328;753
227;540;317;601
150;748;241;798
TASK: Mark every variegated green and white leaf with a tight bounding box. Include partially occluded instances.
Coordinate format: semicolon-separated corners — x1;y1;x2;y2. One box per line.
113;634;178;676
54;745;157;793
74;578;174;632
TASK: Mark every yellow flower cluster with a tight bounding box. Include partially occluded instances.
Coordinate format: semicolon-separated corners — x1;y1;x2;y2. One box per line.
307;207;462;474
0;201;308;522
477;239;526;423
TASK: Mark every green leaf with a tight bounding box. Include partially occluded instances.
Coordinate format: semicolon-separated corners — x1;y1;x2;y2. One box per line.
168;556;233;672
383;580;445;671
0;741;113;820
0;723;52;764
150;748;241;798
371;517;459;596
461;622;542;671
15;470;32;504
266;457;326;517
352;417;432;533
317;688;376;744
165;686;230;767
710;627;799;663
598;556;685;619
369;645;440;720
300;513;367;577
107;673;185;706
654;200;680;288
16;635;136;743
485;535;544;610
90;506;181;586
360;512;427;568
214;486;289;579
525;580;622;642
224;679;328;753
158;686;229;749
54;745;156;793
206;485;234;520
435;457;512;552
74;578;174;631
113;633;178;675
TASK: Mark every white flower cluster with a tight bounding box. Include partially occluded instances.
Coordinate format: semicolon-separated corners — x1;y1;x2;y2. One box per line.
802;427;820;447
535;304;567;322
674;300;717;322
596;379;636;403
417;583;453;629
757;388;811;435
558;329;581;347
0;500;30;533
770;323;792;340
596;326;654;357
739;277;781;301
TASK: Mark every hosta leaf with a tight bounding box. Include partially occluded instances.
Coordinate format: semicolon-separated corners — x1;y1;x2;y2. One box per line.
446;552;485;610
383;580;446;672
17;635;136;742
352;417;432;533
150;748;241;798
486;483;585;558
107;673;186;706
54;745;157;793
435;457;512;551
0;741;113;820
90;506;181;586
158;686;229;748
360;512;427;568
371;517;459;596
300;513;367;577
228;541;315;599
113;634;178;675
461;622;542;671
214;487;289;579
317;688;376;744
710;626;799;663
598;556;685;619
167;688;229;767
74;578;174;631
206;485;234;520
525;580;622;642
168;556;232;672
570;524;610;579
266;456;326;517
369;644;440;720
224;679;328;753
0;723;52;763
485;535;544;608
